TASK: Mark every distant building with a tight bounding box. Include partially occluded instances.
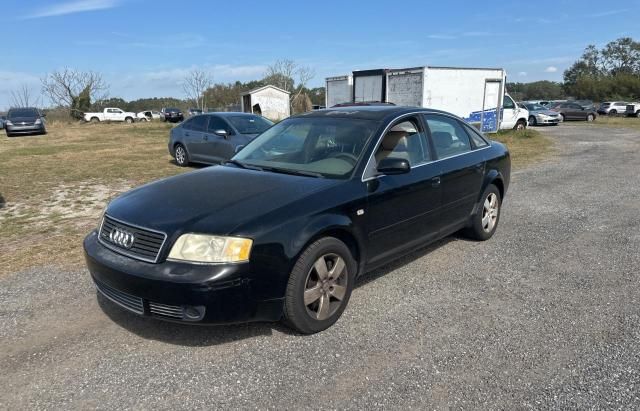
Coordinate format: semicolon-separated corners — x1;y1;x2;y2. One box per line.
240;85;290;121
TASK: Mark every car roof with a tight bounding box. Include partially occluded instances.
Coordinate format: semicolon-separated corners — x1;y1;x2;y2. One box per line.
295;106;455;121
202;112;262;118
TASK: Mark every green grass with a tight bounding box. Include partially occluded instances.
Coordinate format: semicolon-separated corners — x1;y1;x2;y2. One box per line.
491;128;554;168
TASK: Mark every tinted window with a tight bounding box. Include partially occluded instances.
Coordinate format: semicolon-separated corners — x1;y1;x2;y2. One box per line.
190;115;208;131
503;96;515;109
8;109;38;118
569;104;582;109
375;119;429;167
425;114;473;159
207;116;232;134
463;124;489;148
227;115;273;134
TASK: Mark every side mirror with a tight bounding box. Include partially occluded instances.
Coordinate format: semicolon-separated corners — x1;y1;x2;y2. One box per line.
234;144;245;153
214;129;228;138
376;158;410;175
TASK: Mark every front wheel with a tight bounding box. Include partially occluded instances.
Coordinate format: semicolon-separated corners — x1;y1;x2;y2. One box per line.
465;184;501;241
125;117;134;124
609;110;617;116
514;120;527;131
528;116;537;127
284;237;356;334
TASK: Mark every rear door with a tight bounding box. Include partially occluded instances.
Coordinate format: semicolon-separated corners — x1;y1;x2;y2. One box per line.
183;116;208;162
424;114;486;234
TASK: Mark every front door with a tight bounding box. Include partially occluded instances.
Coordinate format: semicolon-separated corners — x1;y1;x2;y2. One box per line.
424;114;485;233
500;94;519;129
203;116;238;163
364;116;442;265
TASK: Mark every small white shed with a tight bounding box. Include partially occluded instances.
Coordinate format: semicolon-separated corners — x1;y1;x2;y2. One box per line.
241;85;290;121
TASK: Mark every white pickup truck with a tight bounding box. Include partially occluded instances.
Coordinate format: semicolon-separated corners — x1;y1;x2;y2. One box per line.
84;108;137;123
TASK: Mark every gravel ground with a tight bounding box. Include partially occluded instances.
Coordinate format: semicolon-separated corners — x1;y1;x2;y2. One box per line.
1;124;639;409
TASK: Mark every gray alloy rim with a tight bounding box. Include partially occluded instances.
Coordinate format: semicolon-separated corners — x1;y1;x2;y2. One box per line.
587;114;594;122
482;192;499;233
303;253;348;321
529;117;536;126
175;146;186;164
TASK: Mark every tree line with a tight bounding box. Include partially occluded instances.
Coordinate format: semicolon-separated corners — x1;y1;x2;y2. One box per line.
9;38;639;117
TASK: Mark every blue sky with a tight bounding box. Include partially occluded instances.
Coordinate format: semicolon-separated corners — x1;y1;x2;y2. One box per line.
2;0;639;109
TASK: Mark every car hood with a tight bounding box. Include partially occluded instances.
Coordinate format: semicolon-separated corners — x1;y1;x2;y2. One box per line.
105;165;340;235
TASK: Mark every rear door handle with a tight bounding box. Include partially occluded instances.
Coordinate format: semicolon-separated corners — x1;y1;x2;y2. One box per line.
431;177;441;187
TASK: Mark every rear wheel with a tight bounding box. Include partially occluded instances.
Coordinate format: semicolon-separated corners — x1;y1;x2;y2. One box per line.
284;237;356;334
465;184;501;241
90;117;100;123
125;117;134;124
609;109;617;116
174;144;189;167
635;111;640;118
586;114;595;122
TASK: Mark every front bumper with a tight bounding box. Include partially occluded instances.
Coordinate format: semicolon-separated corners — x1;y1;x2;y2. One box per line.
6;124;45;134
536;116;560;124
84;231;284;324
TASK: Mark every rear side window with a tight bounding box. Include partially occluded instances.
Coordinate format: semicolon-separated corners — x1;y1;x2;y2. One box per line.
190;115;208;131
463;124;489;148
424;114;473;159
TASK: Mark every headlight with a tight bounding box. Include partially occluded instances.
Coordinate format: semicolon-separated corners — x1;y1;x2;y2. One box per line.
168;234;252;263
35;118;42;125
5;120;13;126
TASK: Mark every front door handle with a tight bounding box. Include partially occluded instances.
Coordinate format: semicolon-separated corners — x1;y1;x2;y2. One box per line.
431;176;441;187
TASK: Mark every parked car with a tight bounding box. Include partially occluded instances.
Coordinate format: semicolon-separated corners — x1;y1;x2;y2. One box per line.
136;110;162;122
597;102;629;116
161;107;184;123
84;105;511;333
0;115;5;130
187;108;203;117
572;100;595;110
522;102;561;126
4;107;47;137
84;107;136;123
169;112;274;166
625;103;640;118
548;102;597;122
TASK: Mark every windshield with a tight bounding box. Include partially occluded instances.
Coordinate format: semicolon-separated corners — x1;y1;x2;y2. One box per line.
232;117;378;178
227;115;273;135
525;103;546;111
8;109;38;118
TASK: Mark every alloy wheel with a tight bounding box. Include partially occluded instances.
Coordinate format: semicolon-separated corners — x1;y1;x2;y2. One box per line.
482;193;499;233
587;114;594;122
175;146;186;165
303;253;348;321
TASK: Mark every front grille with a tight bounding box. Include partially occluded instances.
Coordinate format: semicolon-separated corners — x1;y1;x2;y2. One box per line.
99;215;167;263
149;302;184;319
95;279;144;314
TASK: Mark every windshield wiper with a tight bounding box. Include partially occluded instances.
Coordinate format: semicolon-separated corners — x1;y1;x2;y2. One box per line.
262;166;324;178
224;159;263;171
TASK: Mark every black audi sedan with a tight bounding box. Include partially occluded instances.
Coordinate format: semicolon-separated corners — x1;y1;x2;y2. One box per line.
84;106;510;334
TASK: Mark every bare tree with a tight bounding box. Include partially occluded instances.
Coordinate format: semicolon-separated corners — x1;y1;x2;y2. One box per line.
10;84;37;108
183;69;212;110
41;68;108;117
264;59;316;112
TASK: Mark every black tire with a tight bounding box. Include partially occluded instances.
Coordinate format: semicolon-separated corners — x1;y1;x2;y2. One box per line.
560;113;566;122
283;237;356;334
125;117;134;124
90;117;100;123
6;132;13;137
586;114;595;122
609;109;617;116
174;143;189;167
514;119;527;130
635;111;640;118
465;184;501;241
528;116;537;127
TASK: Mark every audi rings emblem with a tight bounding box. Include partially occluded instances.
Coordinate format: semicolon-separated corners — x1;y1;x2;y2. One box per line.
109;228;135;249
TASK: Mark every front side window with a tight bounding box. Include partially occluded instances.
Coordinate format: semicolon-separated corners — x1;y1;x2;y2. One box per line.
425;114;472;159
374;119;429;167
503;96;515;109
233;117;378;178
207;116;232;134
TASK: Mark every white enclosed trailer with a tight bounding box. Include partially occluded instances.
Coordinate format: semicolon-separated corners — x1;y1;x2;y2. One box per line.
326;66;528;132
325;75;353;108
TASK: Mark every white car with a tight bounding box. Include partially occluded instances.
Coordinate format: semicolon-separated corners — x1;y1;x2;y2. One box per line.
136;110;162;122
84;108;137;123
